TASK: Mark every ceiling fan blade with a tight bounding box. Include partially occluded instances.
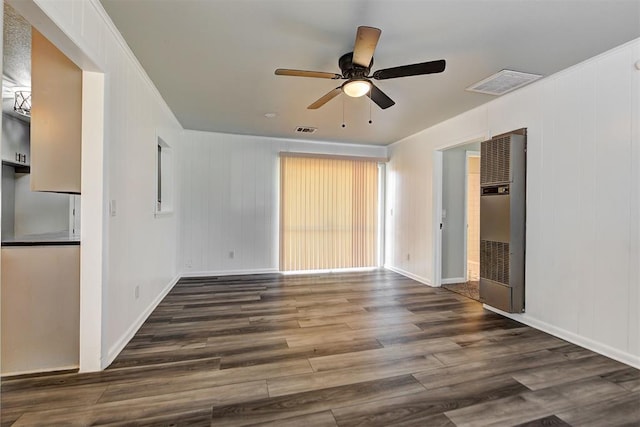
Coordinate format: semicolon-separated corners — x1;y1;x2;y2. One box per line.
308;87;342;109
352;26;381;68
367;83;395;109
275;69;342;79
372;59;446;80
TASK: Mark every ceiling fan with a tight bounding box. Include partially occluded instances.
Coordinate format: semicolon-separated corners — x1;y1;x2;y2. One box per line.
275;26;446;110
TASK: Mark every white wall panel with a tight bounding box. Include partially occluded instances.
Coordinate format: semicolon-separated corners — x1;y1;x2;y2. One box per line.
590;47;633;351
386;39;640;367
179;131;387;275
575;62;599;343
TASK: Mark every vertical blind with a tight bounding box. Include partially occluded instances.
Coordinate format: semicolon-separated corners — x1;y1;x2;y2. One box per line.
280;155;379;271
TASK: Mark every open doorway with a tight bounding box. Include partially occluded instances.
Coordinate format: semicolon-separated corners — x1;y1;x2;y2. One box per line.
2;1;106;374
440;142;481;301
461;151;480;298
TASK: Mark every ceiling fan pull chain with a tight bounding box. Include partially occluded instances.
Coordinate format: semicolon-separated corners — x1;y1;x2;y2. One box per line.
369;97;373;124
342;96;346;128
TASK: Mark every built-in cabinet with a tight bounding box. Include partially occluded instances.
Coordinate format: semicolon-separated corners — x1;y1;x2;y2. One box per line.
1;245;80;375
30;28;82;194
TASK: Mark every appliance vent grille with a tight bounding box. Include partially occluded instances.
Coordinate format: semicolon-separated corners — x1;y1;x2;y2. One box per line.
466;70;542;96
481;136;511;185
480;240;510;285
295;126;317;134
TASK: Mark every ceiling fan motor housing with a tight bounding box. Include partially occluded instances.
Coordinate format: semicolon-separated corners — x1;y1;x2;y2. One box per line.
339;52;372;79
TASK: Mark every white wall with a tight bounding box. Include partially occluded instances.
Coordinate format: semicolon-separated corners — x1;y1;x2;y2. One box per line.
11;0;184;369
180;131;387;275
386;39;640;368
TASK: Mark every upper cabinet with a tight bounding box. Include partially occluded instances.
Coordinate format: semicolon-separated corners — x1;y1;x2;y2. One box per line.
1;114;30;167
30;29;82;194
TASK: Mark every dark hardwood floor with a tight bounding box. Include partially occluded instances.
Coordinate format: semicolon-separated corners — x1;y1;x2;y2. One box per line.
2;270;639;426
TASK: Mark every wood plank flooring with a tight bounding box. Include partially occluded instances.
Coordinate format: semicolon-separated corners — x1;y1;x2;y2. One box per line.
2;270;638;426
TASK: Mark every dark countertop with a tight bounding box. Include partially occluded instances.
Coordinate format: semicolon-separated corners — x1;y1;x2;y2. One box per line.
2;232;81;247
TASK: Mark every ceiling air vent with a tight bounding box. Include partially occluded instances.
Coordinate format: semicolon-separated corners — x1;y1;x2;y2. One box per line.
466;70;542;96
295;126;317;134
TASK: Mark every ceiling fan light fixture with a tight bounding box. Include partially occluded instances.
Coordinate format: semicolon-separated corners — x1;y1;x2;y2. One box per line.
342;80;371;98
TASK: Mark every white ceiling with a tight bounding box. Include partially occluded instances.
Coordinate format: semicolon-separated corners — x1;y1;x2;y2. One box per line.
99;0;640;146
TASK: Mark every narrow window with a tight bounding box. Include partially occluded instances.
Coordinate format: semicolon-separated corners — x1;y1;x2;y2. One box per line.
157;143;162;211
155;136;173;215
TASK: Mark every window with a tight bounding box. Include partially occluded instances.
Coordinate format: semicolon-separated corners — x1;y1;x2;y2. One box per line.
280;154;380;271
155;135;173;215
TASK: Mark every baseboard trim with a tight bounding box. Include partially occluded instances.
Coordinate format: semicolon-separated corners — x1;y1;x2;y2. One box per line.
484;304;640;370
441;277;466;285
1;365;78;378
104;274;180;368
180;268;280;278
384;265;434;287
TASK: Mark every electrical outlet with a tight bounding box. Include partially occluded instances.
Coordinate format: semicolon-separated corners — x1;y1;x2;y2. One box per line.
135;285;140;299
406;253;410;261
110;200;117;217
229;251;235;259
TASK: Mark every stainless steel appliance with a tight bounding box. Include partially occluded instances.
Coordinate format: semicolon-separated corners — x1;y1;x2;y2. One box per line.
479;131;526;312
